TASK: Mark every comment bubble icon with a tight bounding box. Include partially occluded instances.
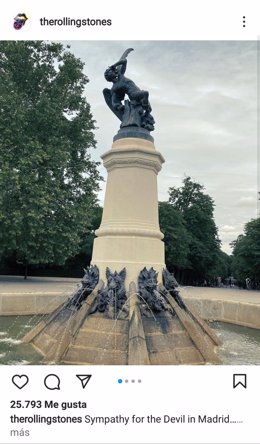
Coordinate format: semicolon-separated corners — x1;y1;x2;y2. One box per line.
44;374;61;390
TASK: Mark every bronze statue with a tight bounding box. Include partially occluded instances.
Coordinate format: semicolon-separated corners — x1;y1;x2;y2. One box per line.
103;49;155;132
66;265;99;310
138;267;168;313
93;267;127;317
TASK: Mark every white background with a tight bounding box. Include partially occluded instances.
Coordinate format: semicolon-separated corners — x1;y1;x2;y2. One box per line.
0;0;259;40
1;1;260;443
0;365;259;444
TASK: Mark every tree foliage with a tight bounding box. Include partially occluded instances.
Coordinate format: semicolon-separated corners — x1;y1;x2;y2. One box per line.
167;176;223;281
231;217;260;281
159;202;191;270
211;250;231;279
53;204;103;277
0;41;101;272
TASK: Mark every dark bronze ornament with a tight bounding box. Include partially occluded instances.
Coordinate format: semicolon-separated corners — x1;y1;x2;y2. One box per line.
94;267;127;316
162;268;187;310
66;265;99;310
138;267;167;313
103;49;155;133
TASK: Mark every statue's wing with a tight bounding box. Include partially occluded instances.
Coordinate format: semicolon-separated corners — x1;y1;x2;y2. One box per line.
119;48;134;60
93;265;99;280
119;267;126;283
103;88;123;122
106;267;111;279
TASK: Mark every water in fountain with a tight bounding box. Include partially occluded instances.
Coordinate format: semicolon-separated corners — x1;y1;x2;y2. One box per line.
0;315;41;364
1;267;259;365
210;321;260;364
0;289;75;365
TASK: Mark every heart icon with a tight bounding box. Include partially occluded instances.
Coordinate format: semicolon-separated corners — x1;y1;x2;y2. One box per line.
12;374;29;389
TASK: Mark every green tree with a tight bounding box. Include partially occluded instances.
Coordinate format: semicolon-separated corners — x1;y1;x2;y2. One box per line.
0;41;101;277
168;176;220;280
211;250;231;280
159;202;191;272
231;217;260;282
57;204;103;277
80;203;103;264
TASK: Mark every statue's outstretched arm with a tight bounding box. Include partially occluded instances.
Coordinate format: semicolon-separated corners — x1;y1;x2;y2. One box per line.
108;49;133;76
110;58;127;75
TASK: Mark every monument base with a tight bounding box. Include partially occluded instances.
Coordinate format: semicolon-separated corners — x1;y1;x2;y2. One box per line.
91;136;165;286
22;279;222;365
91;235;165;287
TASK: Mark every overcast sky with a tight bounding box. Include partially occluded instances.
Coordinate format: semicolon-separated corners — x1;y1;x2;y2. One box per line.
63;41;258;254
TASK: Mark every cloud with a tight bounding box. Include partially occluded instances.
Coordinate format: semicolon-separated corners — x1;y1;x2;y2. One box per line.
236;196;257;207
221;225;236;233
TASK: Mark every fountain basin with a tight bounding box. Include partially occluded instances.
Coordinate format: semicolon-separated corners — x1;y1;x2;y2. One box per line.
182;287;260;330
0;283;259;329
0;316;259;365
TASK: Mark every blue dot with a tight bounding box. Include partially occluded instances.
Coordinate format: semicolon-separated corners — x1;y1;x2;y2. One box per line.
118;379;123;384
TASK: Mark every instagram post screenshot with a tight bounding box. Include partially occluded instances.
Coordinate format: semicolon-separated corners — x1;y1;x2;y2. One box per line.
0;1;259;443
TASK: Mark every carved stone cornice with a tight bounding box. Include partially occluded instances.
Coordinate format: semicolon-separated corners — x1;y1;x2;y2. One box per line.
95;226;164;240
102;146;165;174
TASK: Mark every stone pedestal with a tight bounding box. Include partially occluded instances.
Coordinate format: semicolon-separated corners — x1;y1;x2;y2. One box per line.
91;136;165;286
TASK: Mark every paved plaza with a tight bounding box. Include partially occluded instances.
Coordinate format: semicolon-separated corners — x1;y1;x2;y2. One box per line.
0;275;259;303
0;276;259;329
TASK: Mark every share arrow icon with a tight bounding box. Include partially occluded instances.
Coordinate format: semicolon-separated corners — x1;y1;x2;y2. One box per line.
76;374;92;388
